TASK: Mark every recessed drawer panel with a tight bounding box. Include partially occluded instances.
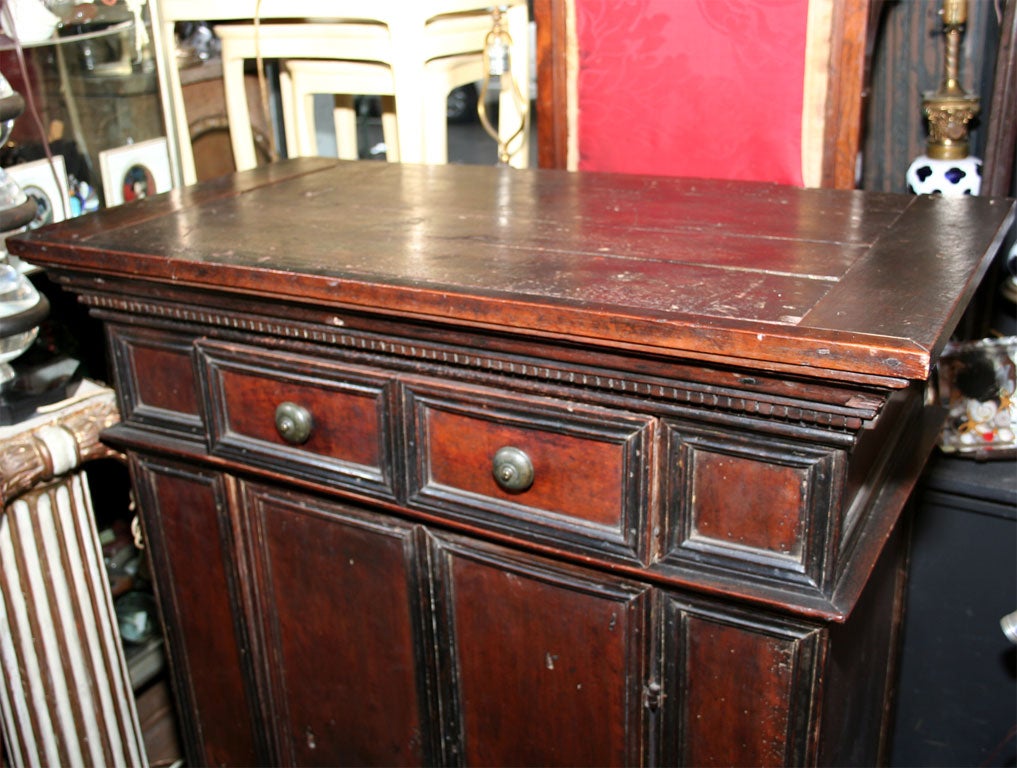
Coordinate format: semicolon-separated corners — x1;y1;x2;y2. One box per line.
198;341;395;498
661;419;844;593
108;324;203;438
404;381;654;563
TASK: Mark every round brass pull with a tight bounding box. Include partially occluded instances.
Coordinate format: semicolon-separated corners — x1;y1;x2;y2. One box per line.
274;401;313;445
492;446;534;493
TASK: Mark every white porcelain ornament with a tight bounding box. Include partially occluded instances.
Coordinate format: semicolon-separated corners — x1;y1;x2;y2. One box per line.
906;154;983;197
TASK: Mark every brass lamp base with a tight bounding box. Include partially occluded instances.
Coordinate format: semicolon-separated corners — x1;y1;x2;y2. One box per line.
922;91;980;160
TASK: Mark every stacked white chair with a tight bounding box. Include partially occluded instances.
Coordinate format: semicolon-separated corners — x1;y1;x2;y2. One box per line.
149;1;530;184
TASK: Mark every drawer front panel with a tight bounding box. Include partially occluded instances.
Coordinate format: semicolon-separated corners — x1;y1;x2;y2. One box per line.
405;382;654;562
108;325;203;437
198;342;395;497
662;419;844;593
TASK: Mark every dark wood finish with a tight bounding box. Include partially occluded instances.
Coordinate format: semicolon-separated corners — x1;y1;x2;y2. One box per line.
130;456;264;766
108;324;204;438
431;534;651;766
243;483;434;765
21;160;1010;383
534;0;570;170
10;159;1013;766
982;0;1017;197
663;600;822;767
821;0;876;188
199;340;396;498
405;379;654;561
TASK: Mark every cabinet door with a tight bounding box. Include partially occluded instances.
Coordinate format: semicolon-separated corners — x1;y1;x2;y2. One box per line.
242;483;436;766
429;533;653;766
660;594;824;767
130;456;265;766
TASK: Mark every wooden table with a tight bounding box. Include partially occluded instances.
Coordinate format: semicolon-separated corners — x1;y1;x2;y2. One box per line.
10;158;1013;766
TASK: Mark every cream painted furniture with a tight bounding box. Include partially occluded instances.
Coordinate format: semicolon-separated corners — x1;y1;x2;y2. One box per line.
280;50;513;165
148;0;530;185
0;383;146;767
279;60;400;162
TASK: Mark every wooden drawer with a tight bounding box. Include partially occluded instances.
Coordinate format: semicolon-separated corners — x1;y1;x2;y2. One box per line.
661;419;845;595
404;380;655;563
108;324;204;439
197;341;396;498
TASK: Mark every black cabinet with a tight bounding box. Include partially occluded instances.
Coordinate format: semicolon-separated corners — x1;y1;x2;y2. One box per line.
893;455;1017;767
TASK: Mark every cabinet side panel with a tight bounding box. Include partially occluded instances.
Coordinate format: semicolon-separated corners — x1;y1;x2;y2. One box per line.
432;535;651;767
245;485;431;766
130;456;262;766
819;519;908;766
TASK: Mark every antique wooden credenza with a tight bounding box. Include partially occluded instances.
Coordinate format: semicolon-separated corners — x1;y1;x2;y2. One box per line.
10;158;1014;767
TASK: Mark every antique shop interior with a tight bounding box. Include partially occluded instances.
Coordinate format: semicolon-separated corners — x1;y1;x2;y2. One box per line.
0;0;1014;766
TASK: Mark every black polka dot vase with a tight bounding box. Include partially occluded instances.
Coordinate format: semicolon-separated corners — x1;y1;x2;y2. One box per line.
906;154;983;197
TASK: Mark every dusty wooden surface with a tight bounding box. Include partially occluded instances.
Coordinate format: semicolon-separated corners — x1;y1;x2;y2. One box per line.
11;159;1013;385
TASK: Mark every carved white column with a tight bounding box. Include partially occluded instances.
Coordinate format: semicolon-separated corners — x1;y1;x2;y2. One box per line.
0;382;147;767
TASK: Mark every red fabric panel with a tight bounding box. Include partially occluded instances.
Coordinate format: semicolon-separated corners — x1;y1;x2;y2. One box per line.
575;0;810;185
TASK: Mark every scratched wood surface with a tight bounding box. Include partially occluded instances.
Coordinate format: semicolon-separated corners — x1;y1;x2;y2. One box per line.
10;158;1013;383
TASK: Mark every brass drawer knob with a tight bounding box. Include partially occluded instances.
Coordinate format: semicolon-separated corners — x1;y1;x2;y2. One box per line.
492;446;534;493
274;402;313;445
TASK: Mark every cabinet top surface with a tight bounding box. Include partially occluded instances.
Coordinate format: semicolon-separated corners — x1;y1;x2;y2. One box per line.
12;158;1014;383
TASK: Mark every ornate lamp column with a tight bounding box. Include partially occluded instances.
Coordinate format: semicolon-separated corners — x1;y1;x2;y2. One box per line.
906;0;983;196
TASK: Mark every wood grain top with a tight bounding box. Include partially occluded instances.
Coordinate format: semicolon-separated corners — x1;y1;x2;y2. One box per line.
11;158;1014;384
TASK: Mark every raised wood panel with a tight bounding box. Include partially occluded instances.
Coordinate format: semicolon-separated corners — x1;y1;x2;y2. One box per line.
13;157;1009;766
662;598;823;766
130;456;263;765
197;340;396;498
663;420;843;592
108;324;203;437
242;484;434;766
429;533;652;766
405;379;654;562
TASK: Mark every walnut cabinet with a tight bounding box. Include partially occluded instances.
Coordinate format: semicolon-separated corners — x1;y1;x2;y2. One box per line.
11;158;1014;766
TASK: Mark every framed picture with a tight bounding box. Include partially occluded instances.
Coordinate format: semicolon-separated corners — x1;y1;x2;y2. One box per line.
99;137;172;207
6;155;72;229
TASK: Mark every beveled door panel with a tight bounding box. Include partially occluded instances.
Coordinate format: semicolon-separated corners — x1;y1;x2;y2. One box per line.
242;483;435;766
429;532;653;767
130;455;264;766
662;418;844;600
660;594;824;767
